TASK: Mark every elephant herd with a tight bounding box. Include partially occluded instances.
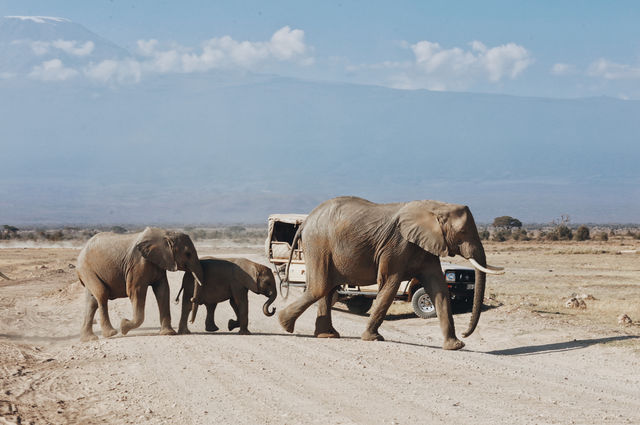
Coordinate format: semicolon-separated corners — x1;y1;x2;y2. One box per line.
76;196;504;350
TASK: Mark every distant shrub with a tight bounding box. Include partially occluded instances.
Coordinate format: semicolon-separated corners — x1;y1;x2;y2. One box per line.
492;229;511;242
595;232;609;241
573;225;590;241
110;226;128;234
479;230;490;240
511;228;530;241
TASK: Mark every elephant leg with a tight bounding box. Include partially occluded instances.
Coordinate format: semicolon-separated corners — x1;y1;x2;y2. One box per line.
228;298;239;331
279;254;329;334
79;271;117;338
178;282;193;334
423;272;464;351
121;285;148;336
80;287;99;342
231;291;250;335
278;289;323;334
315;286;340;338
152;277;176;335
205;303;219;332
362;276;401;342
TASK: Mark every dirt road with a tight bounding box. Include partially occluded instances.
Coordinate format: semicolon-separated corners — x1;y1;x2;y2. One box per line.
1;242;639;424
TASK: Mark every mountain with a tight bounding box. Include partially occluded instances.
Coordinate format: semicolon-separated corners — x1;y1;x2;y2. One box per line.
0;15;129;75
0;17;638;225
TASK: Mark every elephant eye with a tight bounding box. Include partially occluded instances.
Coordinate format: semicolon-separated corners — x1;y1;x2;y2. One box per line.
185;251;192;259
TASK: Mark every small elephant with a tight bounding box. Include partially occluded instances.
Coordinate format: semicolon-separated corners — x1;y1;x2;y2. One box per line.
76;227;204;341
176;257;277;335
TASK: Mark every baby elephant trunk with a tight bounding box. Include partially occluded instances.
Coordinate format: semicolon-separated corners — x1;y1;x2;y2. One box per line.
262;292;277;316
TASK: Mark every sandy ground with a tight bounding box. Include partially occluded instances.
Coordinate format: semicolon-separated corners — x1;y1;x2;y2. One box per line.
1;239;639;424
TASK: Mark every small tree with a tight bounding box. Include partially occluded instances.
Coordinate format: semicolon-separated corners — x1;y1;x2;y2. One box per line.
573;225;590;241
492;216;522;229
2;225;19;233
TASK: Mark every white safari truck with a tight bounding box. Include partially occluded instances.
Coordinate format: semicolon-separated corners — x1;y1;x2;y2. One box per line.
266;214;476;318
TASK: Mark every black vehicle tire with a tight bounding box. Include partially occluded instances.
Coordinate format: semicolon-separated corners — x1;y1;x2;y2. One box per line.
344;296;373;315
411;287;437;319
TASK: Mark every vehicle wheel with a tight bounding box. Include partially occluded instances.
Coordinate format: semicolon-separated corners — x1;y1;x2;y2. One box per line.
344;296;373;315
411;287;437;319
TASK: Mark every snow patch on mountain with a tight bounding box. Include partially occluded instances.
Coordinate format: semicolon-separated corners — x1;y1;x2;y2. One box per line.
5;16;70;24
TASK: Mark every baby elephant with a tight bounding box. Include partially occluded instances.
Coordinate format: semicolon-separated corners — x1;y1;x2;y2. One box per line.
176;257;277;335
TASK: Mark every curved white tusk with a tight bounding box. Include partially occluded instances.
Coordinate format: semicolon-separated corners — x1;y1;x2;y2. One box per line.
468;258;505;275
192;272;203;286
485;264;504;271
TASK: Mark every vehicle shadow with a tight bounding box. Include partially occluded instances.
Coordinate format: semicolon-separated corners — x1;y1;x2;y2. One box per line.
485;335;639;356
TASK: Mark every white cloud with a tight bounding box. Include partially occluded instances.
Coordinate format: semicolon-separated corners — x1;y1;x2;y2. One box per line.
29;59;78;81
587;58;640;80
18;39;95;56
84;59;141;84
551;63;575;76
51;40;94;56
378;39;533;90
269;26;307;60
14;26;311;85
135;26;311;74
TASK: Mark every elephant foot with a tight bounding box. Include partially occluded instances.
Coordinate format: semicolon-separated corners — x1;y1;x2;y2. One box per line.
159;327;177;336
120;319;132;336
361;330;384;341
278;310;296;333
238;329;252;335
443;338;465;351
80;332;98;342
316;332;340;338
101;327;118;338
227;319;238;332
206;322;220;332
314;317;339;338
177;326;191;335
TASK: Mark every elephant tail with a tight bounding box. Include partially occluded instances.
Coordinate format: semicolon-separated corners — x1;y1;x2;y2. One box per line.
174;285;184;304
284;223;304;284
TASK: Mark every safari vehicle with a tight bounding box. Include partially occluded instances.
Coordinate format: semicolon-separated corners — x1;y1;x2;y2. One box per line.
266;214;476;318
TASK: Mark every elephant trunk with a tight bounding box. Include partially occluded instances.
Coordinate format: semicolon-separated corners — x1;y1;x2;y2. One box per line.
462;249;487;338
262;292;277;317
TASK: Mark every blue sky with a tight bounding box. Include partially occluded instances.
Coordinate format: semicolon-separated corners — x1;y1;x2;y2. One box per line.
2;0;640;99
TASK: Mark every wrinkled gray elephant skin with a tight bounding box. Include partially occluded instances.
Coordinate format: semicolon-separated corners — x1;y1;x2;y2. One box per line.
176;257;277;335
279;196;503;350
76;227;204;341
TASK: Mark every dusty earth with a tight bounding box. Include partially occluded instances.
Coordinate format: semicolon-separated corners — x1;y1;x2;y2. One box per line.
1;239;639;424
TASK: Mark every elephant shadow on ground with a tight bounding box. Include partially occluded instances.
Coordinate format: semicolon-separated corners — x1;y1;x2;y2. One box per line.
486;335;639;356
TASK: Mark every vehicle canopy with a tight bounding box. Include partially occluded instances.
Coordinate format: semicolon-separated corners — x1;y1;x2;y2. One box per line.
265;214;307;258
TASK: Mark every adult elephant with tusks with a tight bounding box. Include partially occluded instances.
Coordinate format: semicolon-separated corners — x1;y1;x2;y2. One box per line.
76;227;204;341
278;196;504;350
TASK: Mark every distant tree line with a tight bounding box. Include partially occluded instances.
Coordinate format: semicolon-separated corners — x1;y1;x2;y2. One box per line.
0;224;267;242
479;216;640;242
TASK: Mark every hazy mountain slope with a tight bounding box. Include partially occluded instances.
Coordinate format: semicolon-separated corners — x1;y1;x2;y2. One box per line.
1;74;638;224
0;16;638;224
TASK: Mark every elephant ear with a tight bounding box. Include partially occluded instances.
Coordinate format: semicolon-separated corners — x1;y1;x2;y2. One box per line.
135;227;178;271
397;201;449;257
